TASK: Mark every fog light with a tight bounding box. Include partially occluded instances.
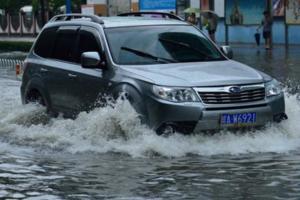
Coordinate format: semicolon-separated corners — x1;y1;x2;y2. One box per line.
157;123;176;136
273;113;288;123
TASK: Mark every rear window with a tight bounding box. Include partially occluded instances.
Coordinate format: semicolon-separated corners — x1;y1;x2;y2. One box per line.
34;27;57;58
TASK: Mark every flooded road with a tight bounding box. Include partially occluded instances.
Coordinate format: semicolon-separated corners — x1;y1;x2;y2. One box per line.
0;46;300;199
233;45;300;90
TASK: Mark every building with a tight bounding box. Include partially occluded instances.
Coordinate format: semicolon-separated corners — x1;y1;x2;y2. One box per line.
81;0;192;18
81;0;300;45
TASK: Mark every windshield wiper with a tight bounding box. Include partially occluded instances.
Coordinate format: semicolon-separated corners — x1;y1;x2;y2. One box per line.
121;47;177;63
159;38;215;60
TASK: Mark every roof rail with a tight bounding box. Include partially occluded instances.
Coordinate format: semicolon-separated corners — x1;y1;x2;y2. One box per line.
118;12;184;21
49;14;104;24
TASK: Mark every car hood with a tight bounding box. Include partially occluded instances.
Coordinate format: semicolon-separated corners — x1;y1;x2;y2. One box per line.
119;60;271;87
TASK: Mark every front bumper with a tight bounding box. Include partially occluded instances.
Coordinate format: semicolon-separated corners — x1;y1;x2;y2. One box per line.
146;93;286;133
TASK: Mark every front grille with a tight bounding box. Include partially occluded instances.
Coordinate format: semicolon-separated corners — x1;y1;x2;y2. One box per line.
198;88;265;104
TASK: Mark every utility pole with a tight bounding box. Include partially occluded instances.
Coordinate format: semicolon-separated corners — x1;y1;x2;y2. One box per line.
66;0;72;14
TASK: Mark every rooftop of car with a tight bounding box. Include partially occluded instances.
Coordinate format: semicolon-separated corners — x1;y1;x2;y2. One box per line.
100;17;188;28
48;14;189;28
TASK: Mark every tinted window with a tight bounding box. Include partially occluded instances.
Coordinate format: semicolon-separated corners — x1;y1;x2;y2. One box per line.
34;27;57;58
52;29;78;62
76;28;101;63
105;25;225;65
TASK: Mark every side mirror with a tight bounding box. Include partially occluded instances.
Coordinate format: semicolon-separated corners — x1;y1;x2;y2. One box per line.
220;46;233;59
81;52;101;68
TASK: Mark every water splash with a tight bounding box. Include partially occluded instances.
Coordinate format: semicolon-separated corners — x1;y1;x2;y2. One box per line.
0;79;300;157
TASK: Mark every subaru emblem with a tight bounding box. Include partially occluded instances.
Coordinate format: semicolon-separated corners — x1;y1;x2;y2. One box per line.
229;86;241;94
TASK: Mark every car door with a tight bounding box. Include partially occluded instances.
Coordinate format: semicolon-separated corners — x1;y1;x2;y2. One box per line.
45;25;84;113
30;26;57;106
75;26;110;111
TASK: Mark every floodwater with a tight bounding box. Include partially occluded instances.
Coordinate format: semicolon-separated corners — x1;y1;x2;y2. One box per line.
0;46;300;199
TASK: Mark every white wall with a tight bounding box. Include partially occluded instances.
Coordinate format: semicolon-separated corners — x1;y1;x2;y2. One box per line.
214;0;224;17
190;0;200;8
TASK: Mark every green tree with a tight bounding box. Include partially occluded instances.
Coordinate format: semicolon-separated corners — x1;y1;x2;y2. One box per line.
0;0;32;14
0;0;86;14
48;0;85;13
32;0;39;13
49;0;64;12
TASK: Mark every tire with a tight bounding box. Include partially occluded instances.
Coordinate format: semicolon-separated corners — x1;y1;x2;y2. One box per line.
25;89;57;117
25;89;46;106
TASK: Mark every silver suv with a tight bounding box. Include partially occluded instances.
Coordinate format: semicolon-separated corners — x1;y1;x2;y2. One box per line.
21;14;287;134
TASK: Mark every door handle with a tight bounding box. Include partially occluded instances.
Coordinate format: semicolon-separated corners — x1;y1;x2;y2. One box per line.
68;73;77;78
40;68;48;72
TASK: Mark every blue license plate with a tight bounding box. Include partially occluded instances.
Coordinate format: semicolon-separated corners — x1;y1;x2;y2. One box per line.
221;113;256;125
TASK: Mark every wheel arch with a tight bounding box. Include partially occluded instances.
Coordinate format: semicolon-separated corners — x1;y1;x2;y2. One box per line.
23;77;52;109
111;82;148;122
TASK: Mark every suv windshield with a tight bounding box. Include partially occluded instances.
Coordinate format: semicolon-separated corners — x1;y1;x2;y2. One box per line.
105;25;226;65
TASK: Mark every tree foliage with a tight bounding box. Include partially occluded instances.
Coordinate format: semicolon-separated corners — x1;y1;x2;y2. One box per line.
49;0;84;12
0;0;32;13
49;0;65;12
0;0;86;14
32;0;39;13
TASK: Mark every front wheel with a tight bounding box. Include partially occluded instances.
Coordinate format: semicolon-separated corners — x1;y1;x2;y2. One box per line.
25;89;46;106
25;89;57;117
23;89;54;125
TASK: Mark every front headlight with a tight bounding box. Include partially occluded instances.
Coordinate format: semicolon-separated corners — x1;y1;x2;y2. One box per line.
152;85;199;102
265;79;283;97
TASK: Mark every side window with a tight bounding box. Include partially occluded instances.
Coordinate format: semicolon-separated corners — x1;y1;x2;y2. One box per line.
52;29;78;63
34;27;57;58
76;28;101;63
